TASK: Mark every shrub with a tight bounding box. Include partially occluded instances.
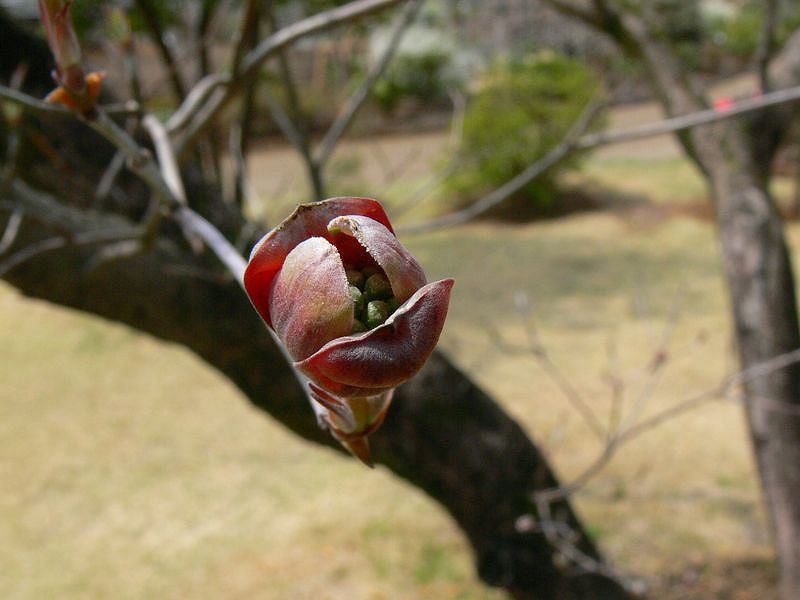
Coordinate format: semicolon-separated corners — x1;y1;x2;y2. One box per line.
443;52;601;216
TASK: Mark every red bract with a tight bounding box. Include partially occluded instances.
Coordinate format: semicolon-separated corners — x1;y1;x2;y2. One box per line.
244;197;453;465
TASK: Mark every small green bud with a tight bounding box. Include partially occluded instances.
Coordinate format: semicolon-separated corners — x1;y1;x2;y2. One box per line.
351;319;368;334
364;273;392;300
362;266;379;278
366;300;390;329
346;269;365;289
348;285;366;313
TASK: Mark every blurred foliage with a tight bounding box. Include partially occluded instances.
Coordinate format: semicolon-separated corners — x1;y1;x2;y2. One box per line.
648;0;705;68
705;2;800;62
443;52;602;216
372;49;455;113
369;5;471;114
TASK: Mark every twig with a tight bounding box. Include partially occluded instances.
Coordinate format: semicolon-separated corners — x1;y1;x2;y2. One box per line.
198;0;221;78
756;0;779;92
142;114;188;204
95;150;128;204
172;206;245;283
535;347;800;506
314;0;424;166
0;227;141;278
0;210;23;254
516;296;607;441
174;0;408;155
0;236;67;275
134;0;188;101
264;1;311;152
165;74;228;133
575;84;800;150
398;84;800;234
390;90;466;218
612;287;683;439
533;494;639;590
399;97;605;234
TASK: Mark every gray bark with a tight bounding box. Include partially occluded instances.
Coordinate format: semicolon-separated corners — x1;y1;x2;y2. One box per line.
543;4;800;596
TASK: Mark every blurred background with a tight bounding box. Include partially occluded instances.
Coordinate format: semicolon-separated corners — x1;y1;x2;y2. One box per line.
3;1;800;598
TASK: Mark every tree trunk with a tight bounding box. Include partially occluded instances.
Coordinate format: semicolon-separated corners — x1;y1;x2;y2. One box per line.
705;129;800;599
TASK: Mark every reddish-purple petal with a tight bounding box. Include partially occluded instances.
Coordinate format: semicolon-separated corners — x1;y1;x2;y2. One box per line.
270;237;354;361
296;279;454;396
244;197;391;326
327;215;426;304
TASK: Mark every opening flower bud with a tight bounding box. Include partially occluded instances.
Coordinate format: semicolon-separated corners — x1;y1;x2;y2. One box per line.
366;300;391;329
345;268;365;289
364;273;392;300
244;197;454;466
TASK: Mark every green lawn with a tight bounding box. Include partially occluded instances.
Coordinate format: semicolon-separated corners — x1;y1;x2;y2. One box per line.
2;149;790;598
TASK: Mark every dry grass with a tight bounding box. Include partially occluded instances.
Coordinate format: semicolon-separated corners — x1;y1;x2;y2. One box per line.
3;132;793;598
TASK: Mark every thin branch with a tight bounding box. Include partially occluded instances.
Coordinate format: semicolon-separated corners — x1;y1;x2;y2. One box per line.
535;347;800;506
756;0;779;92
231;0;262;207
0;86;67;114
88;109;177;208
165;74;228;133
134;0;188;101
398;84;800;234
264;2;310;149
575;84;800;150
198;0;221;78
314;0;424;166
172;206;245;283
261;88;309;152
142;114;188;204
612;287;683;438
174;0;408;155
0;210;23;254
399;97;605;234
0;236;67;276
95;150;127;204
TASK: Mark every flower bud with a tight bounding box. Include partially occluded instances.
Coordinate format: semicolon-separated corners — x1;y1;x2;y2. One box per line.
244;197;454;465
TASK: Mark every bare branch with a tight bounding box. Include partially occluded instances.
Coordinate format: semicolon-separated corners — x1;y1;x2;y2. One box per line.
0;236;67;276
756;0;779;92
576;84;800;150
0;210;23;254
95;150;127;204
315;0;424;166
197;0;221;77
261;88;309;153
165;74;228;133
397;84;800;234
87;110;177;208
398;97;605;234
134;0;188;101
142;114;188;204
535;346;800;508
174;0;409;155
263;2;309;146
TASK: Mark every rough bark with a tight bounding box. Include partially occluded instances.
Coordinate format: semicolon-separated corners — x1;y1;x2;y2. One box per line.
543;4;800;597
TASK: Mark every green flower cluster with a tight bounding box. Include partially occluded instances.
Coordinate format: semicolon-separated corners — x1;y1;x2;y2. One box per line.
345;265;400;333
